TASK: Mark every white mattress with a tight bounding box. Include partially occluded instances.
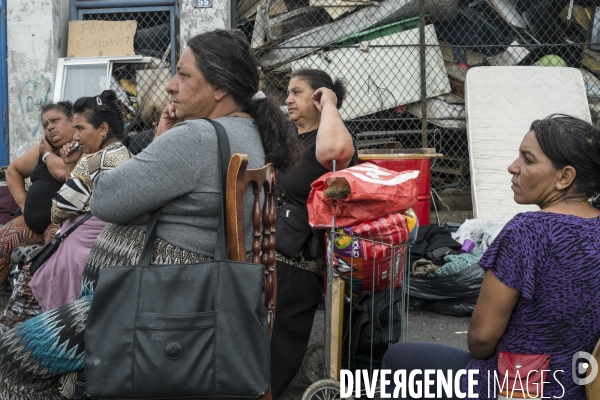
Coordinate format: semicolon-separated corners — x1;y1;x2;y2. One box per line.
289;25;451;120
465;66;591;224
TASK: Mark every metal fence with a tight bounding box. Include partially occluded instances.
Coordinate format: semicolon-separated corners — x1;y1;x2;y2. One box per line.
239;0;600;191
76;7;176;154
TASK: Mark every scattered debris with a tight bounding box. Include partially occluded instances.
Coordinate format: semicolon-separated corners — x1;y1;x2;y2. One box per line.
488;41;530;66
288;25;452;120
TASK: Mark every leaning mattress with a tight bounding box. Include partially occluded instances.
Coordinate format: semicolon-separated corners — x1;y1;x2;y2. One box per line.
465;66;591;224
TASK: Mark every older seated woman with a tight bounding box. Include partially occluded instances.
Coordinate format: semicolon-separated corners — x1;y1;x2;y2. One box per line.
0;29;299;399
382;114;600;400
0;102;75;287
0;90;132;332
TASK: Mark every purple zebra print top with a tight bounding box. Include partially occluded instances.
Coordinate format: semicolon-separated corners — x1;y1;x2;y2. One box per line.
465;211;600;400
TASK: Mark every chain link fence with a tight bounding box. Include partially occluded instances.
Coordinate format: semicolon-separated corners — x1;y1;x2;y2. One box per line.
239;0;600;194
80;9;175;154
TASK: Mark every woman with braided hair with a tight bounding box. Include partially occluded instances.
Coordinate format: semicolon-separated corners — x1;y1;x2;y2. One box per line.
0;90;132;333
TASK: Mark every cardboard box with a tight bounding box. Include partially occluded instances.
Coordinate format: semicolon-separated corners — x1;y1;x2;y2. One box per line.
67;20;137;58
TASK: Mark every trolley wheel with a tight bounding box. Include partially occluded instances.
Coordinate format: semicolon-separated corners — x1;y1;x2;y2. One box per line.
301;343;326;383
301;379;354;400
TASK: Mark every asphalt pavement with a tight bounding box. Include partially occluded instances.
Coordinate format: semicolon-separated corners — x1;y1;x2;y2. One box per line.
0;295;471;400
279;308;471;399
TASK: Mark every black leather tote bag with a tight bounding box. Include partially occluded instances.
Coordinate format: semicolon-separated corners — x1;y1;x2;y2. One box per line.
85;120;270;399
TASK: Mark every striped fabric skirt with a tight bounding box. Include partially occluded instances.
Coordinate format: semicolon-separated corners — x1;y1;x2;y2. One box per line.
0;216;58;286
0;223;210;399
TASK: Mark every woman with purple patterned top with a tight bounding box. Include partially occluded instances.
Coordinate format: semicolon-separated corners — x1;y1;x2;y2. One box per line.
382;114;600;400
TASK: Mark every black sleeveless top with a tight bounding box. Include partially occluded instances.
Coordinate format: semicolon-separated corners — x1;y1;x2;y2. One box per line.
278;129;357;207
24;156;63;234
277;129;330;207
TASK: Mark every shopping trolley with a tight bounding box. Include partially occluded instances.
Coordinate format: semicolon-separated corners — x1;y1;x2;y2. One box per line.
300;219;412;400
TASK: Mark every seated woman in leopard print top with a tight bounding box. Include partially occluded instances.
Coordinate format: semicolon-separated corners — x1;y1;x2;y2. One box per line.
0;90;131;334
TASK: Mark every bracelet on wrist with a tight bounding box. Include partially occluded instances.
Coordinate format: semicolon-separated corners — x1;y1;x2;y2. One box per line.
42;152;53;164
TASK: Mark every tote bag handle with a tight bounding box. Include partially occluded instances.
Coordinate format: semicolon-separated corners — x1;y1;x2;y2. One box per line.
137;119;232;267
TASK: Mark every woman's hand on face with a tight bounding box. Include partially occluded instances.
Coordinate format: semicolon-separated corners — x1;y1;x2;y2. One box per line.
311;87;338;113
156;103;182;138
60;141;83;165
39;137;53;157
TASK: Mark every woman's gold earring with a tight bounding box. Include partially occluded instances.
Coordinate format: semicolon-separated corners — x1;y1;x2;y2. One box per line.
102;135;107;141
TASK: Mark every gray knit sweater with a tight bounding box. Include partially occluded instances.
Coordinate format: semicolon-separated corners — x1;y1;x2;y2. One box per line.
90;117;266;256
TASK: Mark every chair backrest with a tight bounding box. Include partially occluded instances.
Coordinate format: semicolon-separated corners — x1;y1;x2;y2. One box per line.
225;153;276;335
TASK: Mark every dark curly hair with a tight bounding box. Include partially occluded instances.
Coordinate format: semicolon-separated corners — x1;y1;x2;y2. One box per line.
291;69;346;109
41;101;73;119
530;114;600;208
186;29;301;172
72;90;128;144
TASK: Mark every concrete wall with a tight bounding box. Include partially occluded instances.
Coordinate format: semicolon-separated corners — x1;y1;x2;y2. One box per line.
6;0;229;160
6;0;69;161
179;0;231;48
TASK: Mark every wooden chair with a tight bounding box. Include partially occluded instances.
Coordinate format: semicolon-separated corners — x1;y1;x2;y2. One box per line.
225;153;276;400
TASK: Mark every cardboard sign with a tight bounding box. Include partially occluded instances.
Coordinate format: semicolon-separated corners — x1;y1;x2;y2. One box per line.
67;20;137;57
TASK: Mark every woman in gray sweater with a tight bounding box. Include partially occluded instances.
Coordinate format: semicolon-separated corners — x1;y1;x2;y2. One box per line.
0;29;300;399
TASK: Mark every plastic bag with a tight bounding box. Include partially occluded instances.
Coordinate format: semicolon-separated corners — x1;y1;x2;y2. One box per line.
422;299;476;317
451;218;504;252
307;163;419;228
409;262;484;316
327;210;418;294
409;262;484;304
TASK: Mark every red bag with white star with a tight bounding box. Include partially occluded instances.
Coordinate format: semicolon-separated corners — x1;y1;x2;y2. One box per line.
307;162;419;228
